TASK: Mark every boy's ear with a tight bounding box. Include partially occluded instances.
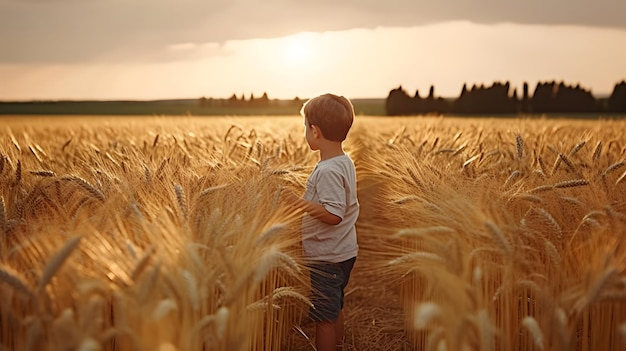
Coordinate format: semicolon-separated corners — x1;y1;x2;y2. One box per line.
311;125;322;139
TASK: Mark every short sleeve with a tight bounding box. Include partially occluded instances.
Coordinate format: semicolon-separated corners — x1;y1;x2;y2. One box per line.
316;169;346;219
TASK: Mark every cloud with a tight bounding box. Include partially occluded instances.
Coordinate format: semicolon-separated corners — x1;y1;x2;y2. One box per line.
1;0;625;64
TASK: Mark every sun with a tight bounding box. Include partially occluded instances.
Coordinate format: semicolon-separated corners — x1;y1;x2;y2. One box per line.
282;33;315;66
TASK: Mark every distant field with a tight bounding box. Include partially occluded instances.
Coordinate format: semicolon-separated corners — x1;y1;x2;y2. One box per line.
0;98;388;116
1;115;626;350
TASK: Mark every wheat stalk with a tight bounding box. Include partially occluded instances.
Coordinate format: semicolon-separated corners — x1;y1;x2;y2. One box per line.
25;317;43;351
515;134;524;159
391;195;422;204
138;263;161;301
215;306;229;339
0;195;6;234
485;220;512;255
15;159;22;183
61;138;72;151
62;176;105;202
393;226;456;238
537;156;548;177
29;170;56;177
558;153;578;174
616;170;626;185
602;160;626;176
272;286;313;307
568;140;586;157
152;298;178;321
197;306;230;339
246;300;281;311
0;264;35;298
253;246;294;283
452;143;467;156
276;251;301;275
182;269;200;311
130;246;155;281
155;158;168;179
28;145;43;164
144;165;151;183
551;154;562;175
592;140;603;161
414;302;441;329
388;252;445;266
554;179;589;189
174;183;188;219
254;223;287;245
38;236;82;292
522;316;544;350
534;208;563;239
427;328;446;351
544;240;562;266
574;267;618;313
463;155;480;168
10;133;21;152
503;170;520;188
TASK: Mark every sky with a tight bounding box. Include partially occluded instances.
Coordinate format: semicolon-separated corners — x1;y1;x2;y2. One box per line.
1;0;626;101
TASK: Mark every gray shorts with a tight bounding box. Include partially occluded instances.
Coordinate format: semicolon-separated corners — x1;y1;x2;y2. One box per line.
308;257;356;322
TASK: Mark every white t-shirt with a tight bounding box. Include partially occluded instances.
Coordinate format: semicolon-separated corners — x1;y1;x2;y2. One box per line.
301;154;359;262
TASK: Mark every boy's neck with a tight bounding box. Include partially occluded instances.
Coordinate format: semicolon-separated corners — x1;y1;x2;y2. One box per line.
318;141;345;161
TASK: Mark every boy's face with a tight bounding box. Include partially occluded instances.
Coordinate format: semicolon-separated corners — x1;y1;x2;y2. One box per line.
304;117;319;151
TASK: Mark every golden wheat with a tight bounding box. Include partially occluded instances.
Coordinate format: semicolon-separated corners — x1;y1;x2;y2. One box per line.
1;115;626;351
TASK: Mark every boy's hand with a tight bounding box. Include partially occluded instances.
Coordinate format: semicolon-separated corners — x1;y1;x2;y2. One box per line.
280;188;342;225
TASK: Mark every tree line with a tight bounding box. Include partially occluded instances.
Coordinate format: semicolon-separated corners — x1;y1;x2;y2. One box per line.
385;80;626;115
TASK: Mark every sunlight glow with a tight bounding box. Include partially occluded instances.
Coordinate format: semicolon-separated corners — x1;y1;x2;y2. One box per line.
282;33;316;67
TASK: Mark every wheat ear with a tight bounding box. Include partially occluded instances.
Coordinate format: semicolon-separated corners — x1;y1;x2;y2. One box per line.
0;196;6;233
568;140;586;157
393;226;456;238
515;134;524;159
61;138;72;151
554;179;589;189
522;316;544;350
0;264;35;298
174;183;188;219
558;153;577;174
38;236;82;291
414;302;441;329
29;170;56;177
616;170;626;185
574;267;617;314
485;220;513;255
272;286;313;307
592;141;602;161
602;160;626;176
62;176;105;202
255;223;287;245
15;160;22;183
131;246;155;281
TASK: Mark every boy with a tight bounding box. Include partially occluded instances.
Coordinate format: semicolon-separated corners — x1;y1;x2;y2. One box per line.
286;93;359;351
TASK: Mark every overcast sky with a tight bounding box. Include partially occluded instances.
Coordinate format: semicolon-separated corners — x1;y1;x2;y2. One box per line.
1;0;625;100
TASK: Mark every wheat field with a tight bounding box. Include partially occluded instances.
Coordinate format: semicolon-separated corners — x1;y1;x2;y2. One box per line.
1;115;626;351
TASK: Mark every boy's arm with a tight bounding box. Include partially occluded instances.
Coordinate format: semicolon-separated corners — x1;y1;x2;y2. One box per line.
284;190;342;225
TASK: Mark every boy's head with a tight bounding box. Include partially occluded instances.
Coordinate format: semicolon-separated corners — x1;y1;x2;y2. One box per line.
300;93;355;142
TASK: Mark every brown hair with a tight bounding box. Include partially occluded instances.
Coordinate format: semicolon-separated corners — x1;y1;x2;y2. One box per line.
300;93;355;142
